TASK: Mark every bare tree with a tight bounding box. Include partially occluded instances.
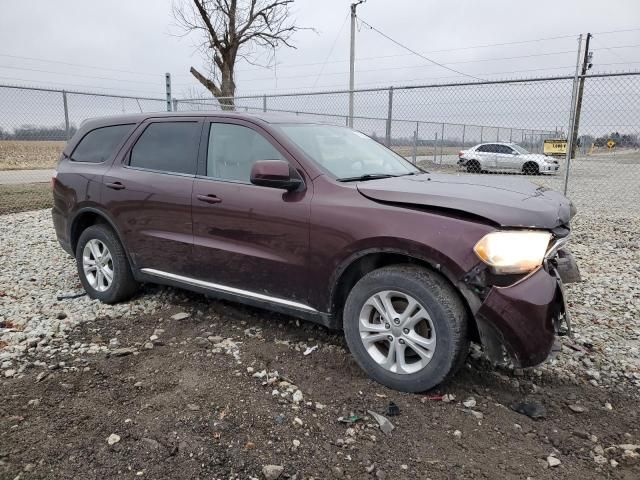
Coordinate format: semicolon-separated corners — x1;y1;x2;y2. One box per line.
173;0;302;109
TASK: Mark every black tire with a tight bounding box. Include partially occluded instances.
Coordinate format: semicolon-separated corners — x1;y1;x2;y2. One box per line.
466;160;481;173
343;265;469;392
522;162;539;175
75;224;138;304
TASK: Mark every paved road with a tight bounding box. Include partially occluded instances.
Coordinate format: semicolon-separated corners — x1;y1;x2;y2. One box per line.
0;169;55;185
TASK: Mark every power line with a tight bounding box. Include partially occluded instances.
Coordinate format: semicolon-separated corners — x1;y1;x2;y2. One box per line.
592;37;630;63
0;26;637;83
236;65;576;95
0;75;164;95
201;31;582;75
0;52;162;77
1;44;619;88
0;64;164;85
356;16;484;81
312;12;349;88
235;60;640;95
233;49;578;83
593;27;640;35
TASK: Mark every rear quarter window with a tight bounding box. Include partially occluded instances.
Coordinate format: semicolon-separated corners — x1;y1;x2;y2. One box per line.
71;124;135;163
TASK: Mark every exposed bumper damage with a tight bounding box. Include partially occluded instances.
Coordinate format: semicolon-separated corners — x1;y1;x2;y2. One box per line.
472;248;580;367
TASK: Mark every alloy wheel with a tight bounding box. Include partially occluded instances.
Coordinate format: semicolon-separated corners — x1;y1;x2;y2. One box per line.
82;239;114;292
358;290;437;374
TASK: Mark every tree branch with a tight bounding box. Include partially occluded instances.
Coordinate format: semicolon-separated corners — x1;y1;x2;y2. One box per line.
190;66;222;97
192;0;224;51
174;0;306;102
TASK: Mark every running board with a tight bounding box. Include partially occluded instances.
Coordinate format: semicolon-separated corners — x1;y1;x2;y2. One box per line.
140;268;318;313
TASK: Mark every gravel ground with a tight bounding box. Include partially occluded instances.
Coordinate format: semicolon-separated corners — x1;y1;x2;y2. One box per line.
1;207;639;478
1;208;638;391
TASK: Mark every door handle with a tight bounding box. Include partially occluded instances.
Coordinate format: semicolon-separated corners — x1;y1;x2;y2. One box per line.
105;181;125;190
197;194;222;204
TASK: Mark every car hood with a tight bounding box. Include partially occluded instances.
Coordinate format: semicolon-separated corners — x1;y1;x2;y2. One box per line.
356;173;574;228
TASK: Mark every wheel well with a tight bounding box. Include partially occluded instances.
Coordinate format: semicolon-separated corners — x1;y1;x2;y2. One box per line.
70;211;109;253
523;161;539;170
331;252;478;340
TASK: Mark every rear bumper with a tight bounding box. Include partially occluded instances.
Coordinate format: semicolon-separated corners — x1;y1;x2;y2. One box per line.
474;249;578;367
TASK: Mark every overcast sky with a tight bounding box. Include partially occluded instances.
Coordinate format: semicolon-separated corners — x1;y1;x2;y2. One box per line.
1;0;639;99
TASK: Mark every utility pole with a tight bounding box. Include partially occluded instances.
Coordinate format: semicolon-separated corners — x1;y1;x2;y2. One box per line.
563;34;583;195
570;33;592;158
348;0;365;128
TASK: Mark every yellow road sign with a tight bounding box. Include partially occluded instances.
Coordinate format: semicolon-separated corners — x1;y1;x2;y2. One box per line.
607;139;616;149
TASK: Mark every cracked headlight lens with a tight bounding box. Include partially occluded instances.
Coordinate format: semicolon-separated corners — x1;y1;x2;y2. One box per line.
473;231;552;274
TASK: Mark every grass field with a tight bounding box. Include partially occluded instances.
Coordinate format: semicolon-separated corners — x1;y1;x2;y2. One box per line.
0;183;52;214
0;140;64;170
391;145;461;157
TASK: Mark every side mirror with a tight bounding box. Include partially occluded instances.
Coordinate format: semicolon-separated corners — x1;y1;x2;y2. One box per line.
512;151;519;155
250;160;303;191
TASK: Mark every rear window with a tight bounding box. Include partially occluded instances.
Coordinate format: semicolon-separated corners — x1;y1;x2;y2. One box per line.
477;144;497;153
129;122;200;175
71;124;135;163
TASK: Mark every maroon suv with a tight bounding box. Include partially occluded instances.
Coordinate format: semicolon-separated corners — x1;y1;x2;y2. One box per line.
52;112;579;392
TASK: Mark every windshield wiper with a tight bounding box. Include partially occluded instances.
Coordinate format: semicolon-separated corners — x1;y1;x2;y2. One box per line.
337;173;399;182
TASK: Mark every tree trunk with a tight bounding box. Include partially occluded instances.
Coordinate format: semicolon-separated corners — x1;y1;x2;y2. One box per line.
218;61;236;111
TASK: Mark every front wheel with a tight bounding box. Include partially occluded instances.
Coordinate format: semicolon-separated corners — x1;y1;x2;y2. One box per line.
76;224;138;304
522;162;540;175
343;265;469;392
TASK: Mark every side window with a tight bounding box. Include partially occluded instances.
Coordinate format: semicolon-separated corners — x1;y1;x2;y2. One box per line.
207;123;284;182
71;124;135;163
129;122;200;175
485;144;498;153
497;145;512;154
477;144;492;153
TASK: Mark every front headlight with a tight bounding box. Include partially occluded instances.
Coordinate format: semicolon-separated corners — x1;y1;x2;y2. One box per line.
473;231;552;274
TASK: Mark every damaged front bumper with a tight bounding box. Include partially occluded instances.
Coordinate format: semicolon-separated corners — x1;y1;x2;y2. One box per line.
472;248;580;367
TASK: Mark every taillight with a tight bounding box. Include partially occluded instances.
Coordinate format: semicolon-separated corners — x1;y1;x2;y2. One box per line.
458;151;464;158
51;173;57;191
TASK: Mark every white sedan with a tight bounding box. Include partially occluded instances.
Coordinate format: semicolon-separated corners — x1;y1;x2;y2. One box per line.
458;142;560;175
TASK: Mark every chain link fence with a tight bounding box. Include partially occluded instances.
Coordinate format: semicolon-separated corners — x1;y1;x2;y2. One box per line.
177;72;640;214
0;85;167;213
1;72;639;216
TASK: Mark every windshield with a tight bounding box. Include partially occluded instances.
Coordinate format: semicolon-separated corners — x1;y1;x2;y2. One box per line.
278;124;420;180
511;144;530;154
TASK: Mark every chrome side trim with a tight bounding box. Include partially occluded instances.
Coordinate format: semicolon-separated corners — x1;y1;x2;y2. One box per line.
140;268;318;313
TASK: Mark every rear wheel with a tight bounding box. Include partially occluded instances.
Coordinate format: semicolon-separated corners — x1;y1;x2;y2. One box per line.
522;162;539;175
343;265;469;392
76;224;138;304
466;160;481;173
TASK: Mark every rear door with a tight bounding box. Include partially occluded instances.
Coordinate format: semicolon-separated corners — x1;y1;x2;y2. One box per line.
190;118;312;305
477;144;497;169
102;117;203;275
494;144;516;170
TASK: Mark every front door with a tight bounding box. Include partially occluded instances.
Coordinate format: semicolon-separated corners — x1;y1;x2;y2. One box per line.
102;118;202;275
497;144;521;171
191;119;312;305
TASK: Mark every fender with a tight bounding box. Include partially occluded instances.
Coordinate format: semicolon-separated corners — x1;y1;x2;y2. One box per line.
327;240;480;318
68;205;140;275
